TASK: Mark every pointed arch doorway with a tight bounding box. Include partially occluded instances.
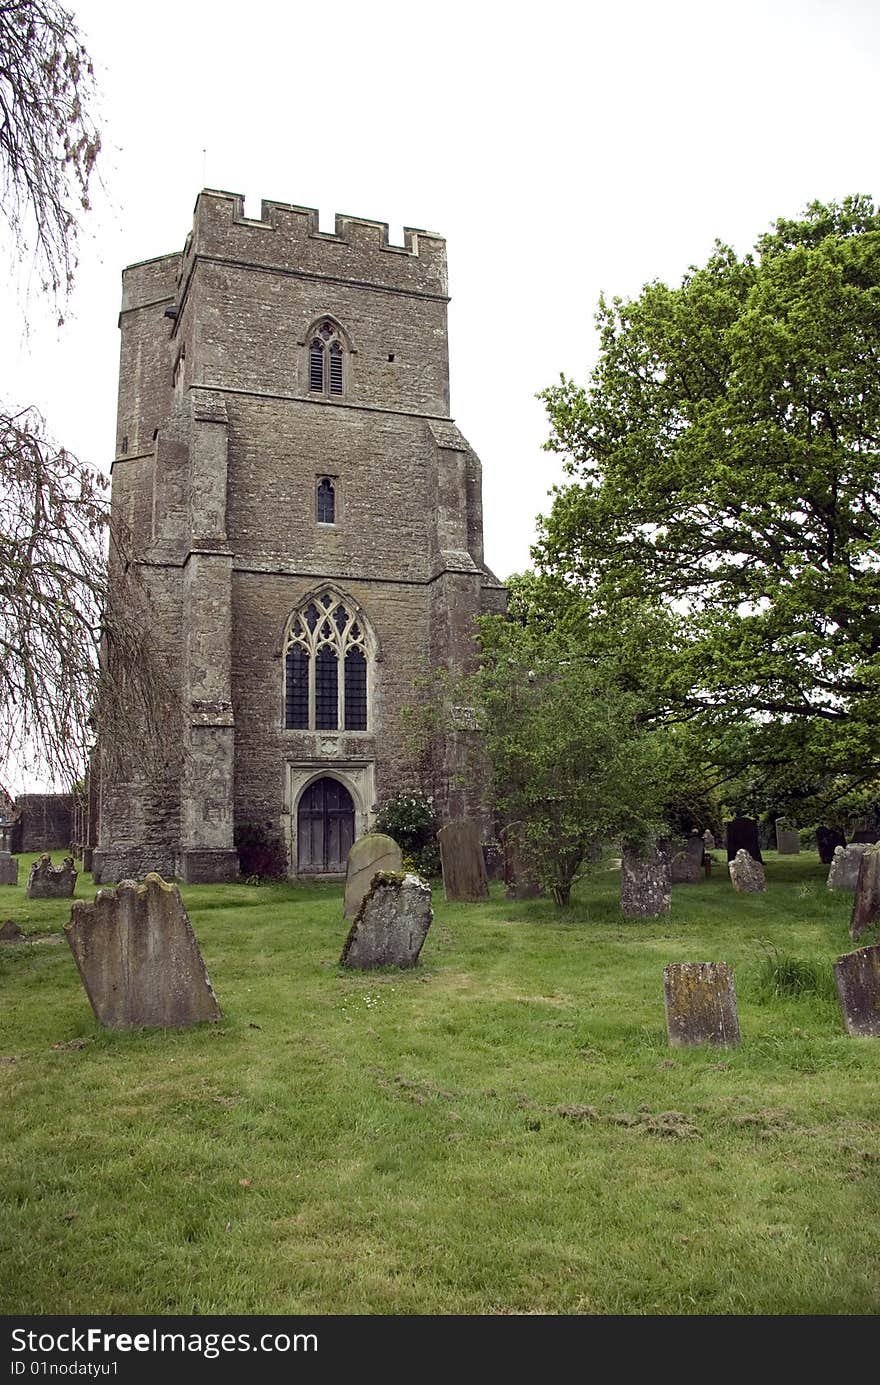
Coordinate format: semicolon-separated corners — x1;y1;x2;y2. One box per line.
297;777;355;875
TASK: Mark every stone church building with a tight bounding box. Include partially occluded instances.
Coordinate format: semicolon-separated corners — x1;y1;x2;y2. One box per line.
92;190;505;883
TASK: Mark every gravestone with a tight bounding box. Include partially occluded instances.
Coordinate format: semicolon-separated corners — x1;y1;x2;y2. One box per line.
340;871;432;969
851;829;880;845
671;851;702;885
0;853;18;886
343;833;403;920
834;943;880;1037
82;846;94;874
826;843;871;892
438;820;489;902
664;962;741;1047
501;822;543;900
620;842;671;917
850;844;880;943
26;854;76;899
725;818;762;863
703;829;716;852
686;833;705;862
0;920;23;942
482;840;505;882
816;826;846;865
729;849;766;892
65;873;221;1029
775;819;800;855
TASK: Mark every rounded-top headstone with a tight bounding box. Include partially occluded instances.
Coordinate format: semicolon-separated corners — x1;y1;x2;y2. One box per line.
343;833;403;920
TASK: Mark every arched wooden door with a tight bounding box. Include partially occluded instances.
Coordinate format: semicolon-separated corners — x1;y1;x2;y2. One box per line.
297;777;355;874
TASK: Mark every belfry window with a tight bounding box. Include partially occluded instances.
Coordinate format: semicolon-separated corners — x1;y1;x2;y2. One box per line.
316;477;335;524
308;320;345;395
284;591;371;731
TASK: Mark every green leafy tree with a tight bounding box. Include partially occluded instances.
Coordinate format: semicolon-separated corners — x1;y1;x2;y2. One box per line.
536;197;880;807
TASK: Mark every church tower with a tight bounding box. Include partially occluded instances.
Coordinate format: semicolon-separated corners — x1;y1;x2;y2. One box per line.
93;190;505;883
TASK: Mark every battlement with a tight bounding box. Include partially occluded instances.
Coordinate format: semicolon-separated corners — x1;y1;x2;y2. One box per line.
174;189;449;300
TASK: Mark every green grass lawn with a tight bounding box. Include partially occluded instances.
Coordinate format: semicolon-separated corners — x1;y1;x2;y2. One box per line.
1;850;878;1315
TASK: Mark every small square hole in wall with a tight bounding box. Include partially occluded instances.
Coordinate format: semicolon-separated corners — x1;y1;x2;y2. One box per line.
388;353;395;362
120;435;128;453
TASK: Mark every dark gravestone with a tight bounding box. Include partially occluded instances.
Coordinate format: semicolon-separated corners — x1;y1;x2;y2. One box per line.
663;962;741;1047
686;833;705;862
851;829;880;845
826;844;870;892
850;845;880;943
671;851;702;885
340;871;432;969
65;873;221;1029
26;854;76;899
438;820;489;902
729;849;766;893
620;842;671;918
725;818;762;864
501;822;543;900
82;846;94;874
343;833;403;921
834;943;880;1037
0;853;18;886
816;826;846;865
0;920;23;942
775;819;800;855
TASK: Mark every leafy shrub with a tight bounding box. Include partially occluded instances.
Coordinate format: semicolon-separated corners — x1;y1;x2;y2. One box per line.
375;791;439;876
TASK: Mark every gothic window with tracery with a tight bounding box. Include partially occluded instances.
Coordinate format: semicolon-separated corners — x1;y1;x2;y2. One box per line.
284;591;370;731
316;477;335;524
308;319;345;396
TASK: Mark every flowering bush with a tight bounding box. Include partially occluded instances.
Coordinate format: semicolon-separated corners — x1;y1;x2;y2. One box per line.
375;791;440;877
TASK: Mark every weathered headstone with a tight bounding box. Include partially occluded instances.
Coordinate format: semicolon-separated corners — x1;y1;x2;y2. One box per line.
826;843;871;892
671;851;702;885
82;846;94;874
851;829;880;845
65;873;221;1029
686;833;705;862
664;962;741;1047
728;848;766;892
340;871;432;969
438;820;489;902
26;854;76;899
343;833;403;920
482;840;505;882
834;943;880;1037
620;842;671;917
850;844;880;942
501;822;543;900
0;920;23;942
775;819;800;855
0;853;18;886
816;825;846;865
703;829;716;852
725;818;762;863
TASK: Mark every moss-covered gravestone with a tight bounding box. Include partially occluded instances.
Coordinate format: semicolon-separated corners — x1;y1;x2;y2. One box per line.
850;844;880;943
27;854;76;898
826;843;870;892
65;873;221;1029
438;820;489;902
729;849;766;892
834;943;880;1037
343;833;402;920
620;842;671;917
671;851;701;885
340;871;432;969
663;962;741;1047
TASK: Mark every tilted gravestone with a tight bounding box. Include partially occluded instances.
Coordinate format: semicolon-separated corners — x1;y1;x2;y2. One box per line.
834;943;880;1037
826;843;871;892
664;962;741;1047
343;833;403;920
671;851;702;885
725;818;762;863
850;844;880;943
816;826;846;865
27;854;76;899
438;820;489;902
501;822;543;900
775;819;800;855
729;849;766;893
340;871;433;969
0;920;23;942
620;842;671;918
65;873;221;1029
0;853;18;886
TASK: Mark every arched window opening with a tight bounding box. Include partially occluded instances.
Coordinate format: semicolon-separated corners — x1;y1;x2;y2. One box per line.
283;591;372;731
307;319;346;396
316;477;335;524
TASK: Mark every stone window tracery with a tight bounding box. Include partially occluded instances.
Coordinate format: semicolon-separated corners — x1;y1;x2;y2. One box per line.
284;591;370;731
316;477;335;524
308;319;345;396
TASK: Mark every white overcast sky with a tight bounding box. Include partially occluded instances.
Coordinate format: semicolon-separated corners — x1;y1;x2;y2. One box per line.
2;0;879;584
